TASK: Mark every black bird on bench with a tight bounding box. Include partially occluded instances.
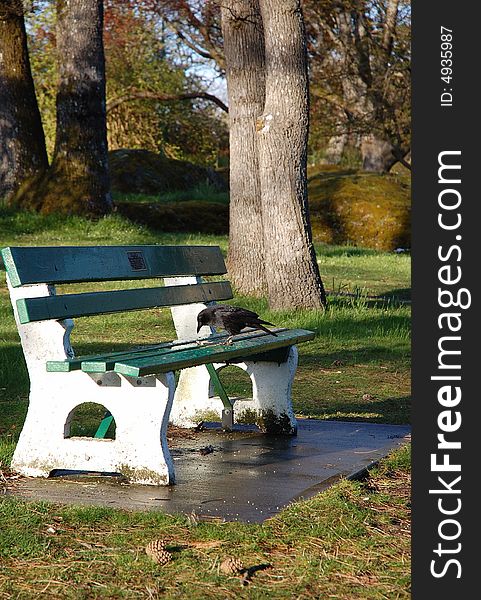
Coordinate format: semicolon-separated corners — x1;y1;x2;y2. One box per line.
196;305;278;345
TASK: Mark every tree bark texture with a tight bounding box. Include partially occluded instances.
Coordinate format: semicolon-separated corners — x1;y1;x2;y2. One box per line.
381;0;400;67
221;0;267;295
335;4;400;173
14;0;112;215
323;130;347;165
0;1;48;200
256;0;326;308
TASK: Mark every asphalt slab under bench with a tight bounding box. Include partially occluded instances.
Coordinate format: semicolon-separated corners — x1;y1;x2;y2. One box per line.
4;419;410;523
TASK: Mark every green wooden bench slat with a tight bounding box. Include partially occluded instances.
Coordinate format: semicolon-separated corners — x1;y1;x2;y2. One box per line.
113;329;315;377
46;342;177;372
82;330;285;373
46;331;289;373
81;341;199;373
226;347;291;364
1;245;226;287
81;345;293;374
47;337;215;372
16;281;233;323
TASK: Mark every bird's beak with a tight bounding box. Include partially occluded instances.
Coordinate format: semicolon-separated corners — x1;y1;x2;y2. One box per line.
196;322;201;333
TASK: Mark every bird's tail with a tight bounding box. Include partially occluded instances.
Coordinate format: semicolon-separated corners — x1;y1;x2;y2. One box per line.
255;321;278;337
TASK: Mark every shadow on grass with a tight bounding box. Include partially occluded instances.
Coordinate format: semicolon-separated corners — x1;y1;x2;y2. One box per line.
378;287;411;302
300;345;409;367
296;396;411;425
0;205;72;240
117;201;228;235
0;345;28;402
291;312;410;340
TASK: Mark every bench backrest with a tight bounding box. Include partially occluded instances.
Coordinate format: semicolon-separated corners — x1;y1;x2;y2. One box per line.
1;245;233;324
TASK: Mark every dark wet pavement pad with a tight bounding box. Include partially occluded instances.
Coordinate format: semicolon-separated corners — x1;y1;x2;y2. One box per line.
5;419;410;522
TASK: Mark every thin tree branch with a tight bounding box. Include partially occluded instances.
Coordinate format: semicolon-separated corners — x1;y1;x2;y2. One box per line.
150;0;225;69
175;29;215;61
392;147;411;170
106;89;228;113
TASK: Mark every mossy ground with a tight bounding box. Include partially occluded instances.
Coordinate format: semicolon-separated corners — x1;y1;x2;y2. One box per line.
110;161;410;250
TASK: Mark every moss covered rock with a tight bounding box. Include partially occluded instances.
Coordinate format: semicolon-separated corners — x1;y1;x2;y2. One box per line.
109;149;227;195
113;161;409;248
308;167;411;250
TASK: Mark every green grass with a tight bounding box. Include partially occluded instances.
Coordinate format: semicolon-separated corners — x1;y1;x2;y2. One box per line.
0;445;411;598
318;244;411;300
113;182;229;205
0;205;226;248
0;207;410;597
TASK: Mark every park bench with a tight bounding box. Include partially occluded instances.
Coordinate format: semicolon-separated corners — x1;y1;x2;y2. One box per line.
1;245;315;485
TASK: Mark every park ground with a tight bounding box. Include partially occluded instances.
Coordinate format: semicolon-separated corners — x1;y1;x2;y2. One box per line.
0;168;411;599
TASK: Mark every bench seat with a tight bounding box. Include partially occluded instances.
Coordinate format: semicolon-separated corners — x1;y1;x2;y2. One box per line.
46;329;315;375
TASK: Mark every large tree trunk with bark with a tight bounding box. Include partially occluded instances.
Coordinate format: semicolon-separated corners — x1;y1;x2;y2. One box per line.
340;1;403;173
14;0;112;215
256;0;326;309
360;134;397;172
360;0;401;173
0;1;48;200
323;135;347;165
221;0;267;295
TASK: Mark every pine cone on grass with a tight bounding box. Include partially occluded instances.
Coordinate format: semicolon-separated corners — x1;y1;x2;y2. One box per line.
145;539;172;565
220;557;245;575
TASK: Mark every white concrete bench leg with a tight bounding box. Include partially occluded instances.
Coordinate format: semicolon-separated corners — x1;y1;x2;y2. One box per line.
165;275;219;427
170;349;298;435
169;364;221;427
231;346;298;435
7;277;176;485
165;277;298;435
167;276;298;434
12;371;176;485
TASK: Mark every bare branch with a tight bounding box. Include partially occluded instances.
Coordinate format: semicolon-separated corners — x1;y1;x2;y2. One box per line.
176;29;216;61
106;89;228;113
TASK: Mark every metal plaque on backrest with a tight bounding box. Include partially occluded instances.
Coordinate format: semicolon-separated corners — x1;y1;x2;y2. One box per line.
127;251;147;271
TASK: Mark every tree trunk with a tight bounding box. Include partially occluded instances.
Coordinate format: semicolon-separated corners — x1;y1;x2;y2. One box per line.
360;0;400;173
361;134;398;173
323;133;348;165
221;0;267;295
14;0;112;215
0;1;48;200
381;0;400;65
257;0;326;309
